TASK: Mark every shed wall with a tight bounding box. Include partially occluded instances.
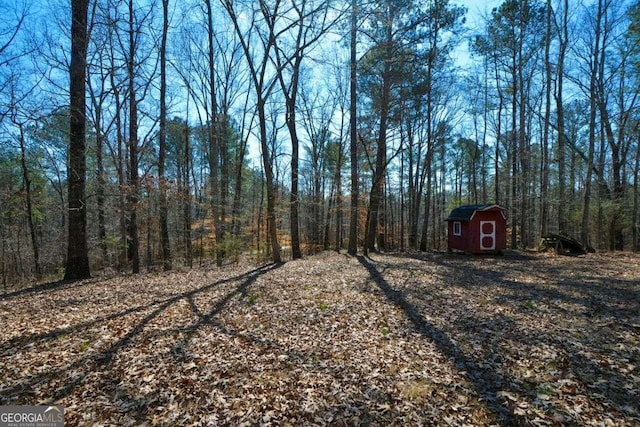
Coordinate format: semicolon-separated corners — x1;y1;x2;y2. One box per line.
448;221;472;252
446;206;506;254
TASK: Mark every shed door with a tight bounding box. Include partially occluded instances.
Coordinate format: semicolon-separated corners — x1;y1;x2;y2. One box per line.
480;221;496;250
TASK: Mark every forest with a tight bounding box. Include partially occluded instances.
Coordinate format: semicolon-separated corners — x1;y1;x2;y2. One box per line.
1;0;640;282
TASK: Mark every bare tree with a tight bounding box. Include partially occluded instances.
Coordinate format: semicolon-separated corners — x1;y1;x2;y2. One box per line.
64;0;91;280
204;0;224;266
269;0;337;258
87;3;119;265
159;0;172;270
347;0;358;256
125;0;140;273
222;0;283;263
555;0;570;234
15;121;40;278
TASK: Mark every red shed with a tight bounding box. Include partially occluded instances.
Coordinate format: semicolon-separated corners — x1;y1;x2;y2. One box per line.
445;204;506;254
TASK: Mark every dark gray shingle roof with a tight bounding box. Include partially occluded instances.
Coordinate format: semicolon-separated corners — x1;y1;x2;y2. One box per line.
445;204;502;221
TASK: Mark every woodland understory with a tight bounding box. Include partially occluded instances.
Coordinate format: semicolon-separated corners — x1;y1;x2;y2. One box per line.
4;0;640;285
1;250;638;426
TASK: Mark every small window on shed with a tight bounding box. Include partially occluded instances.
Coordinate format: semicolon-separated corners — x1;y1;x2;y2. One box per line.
453;221;461;236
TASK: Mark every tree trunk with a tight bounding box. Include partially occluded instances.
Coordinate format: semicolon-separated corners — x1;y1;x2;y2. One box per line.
205;0;223;267
64;0;91;281
581;0;602;247
106;30;128;270
600;107;625;250
493;49;504;206
334;103;346;252
18;124;41;278
334;143;344;252
324;179;335;251
91;99;108;264
220;116;230;258
556;0;569;233
259;102;281;263
284;62;302;259
313;150;323;249
419;163;432;252
510;54;518;249
518;48;530;247
407;126;419;250
365;33;392;254
399;143;405;251
347;0;358;256
159;0;172;270
596;128;606;248
541;0;552;237
232;133;248;238
633;130;639;251
481;58;489;202
1;222;6;291
183;122;193;267
127;0;140;274
114;89;128;271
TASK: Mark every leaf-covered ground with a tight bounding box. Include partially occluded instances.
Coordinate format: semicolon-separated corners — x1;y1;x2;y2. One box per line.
1;251;639;426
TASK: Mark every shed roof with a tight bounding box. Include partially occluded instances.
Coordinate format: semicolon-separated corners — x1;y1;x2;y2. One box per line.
445;204;504;222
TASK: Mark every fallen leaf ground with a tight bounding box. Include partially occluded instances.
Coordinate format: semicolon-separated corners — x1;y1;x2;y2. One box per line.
1;251;639;426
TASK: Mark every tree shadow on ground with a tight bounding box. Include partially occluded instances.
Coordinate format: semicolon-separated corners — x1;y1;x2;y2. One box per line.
3;257;409;425
0;262;283;406
357;255;531;425
397;249;539;263
0;277;96;300
430;251;640;320
430;254;640;419
359;252;640;424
